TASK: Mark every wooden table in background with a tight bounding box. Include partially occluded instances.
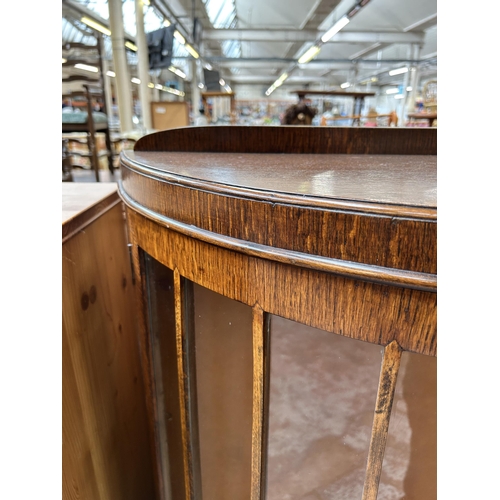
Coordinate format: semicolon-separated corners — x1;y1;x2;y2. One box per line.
407;112;437;126
291;89;376;125
201;91;236;124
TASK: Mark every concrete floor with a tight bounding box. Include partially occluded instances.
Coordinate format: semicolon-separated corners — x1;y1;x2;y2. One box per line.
266;316;436;500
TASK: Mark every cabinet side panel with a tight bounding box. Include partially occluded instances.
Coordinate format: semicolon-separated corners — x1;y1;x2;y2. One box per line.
62;203;155;500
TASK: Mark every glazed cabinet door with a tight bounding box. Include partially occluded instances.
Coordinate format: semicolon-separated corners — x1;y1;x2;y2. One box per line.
136;250;436;500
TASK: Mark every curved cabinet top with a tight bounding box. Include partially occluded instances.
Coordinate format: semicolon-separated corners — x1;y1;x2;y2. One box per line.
119;126;437;292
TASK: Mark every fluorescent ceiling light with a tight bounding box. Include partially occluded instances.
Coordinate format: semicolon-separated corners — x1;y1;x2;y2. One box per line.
275;73;288;86
74;63;99;73
131;78;141;84
266;73;287;95
174;31;185;45
106;71;116;77
125;41;138;51
219;78;225;85
371;77;378;82
204;63;213;70
394;94;404;99
155;84;163;90
163;20;171;27
81;17;111;36
168;65;186;79
265;84;277;96
185;44;199;59
62;58;67;63
163;87;185;97
298;45;321;64
340;82;350;89
406;86;413;91
386;88;399;94
198;83;204;89
143;0;150;5
148;82;155;88
389;67;408;76
321;16;350;43
224;85;232;92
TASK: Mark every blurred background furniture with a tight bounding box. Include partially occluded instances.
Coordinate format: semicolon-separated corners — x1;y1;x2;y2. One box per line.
201;91;237;124
62;84;113;181
407;111;437;127
292;89;376;126
62;38;116;181
151;101;190;130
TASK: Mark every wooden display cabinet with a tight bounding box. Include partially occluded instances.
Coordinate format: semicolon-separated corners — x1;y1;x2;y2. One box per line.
118;126;437;500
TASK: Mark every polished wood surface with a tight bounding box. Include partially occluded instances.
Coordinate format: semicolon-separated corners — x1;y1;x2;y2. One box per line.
134;125;436;155
119;126;437;499
122;126;436;346
124;151;436;207
127;127;437;285
62;184;156;499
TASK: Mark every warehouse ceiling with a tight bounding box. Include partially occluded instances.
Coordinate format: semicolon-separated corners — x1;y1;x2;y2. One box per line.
62;0;437;95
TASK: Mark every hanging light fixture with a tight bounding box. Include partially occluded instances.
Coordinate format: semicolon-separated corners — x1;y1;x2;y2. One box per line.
298;45;321;64
321;16;350;43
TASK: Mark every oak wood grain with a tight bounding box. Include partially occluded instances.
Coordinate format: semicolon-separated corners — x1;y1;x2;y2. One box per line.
146;256;174;500
119;187;435;291
134;125;436;155
362;340;403;500
174;270;202;500
128;210;436;356
174;269;191;499
120;128;436;281
251;305;265;500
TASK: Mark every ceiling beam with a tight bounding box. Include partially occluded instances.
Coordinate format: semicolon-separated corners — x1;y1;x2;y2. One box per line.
209;57;424;67
229;76;332;84
202;30;425;44
403;13;437;32
63;0;137;42
218;60;355;70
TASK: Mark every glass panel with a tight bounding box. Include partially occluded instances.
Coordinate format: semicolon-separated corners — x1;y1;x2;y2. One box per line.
379;351;437;499
143;252;184;500
192;282;253;500
265;315;383;499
